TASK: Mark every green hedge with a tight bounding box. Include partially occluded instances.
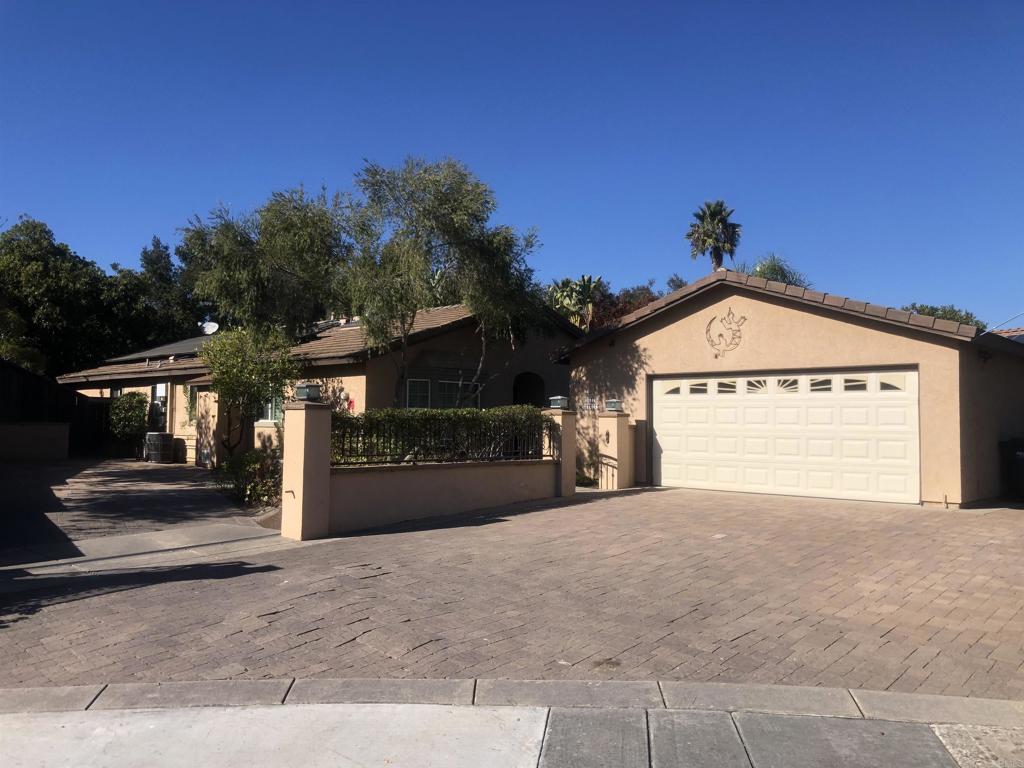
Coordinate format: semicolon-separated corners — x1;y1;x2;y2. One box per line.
331;405;557;465
109;392;149;455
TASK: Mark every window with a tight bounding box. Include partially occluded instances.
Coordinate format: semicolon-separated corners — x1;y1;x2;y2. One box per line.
664;385;681;395
777;377;799;394
689;382;708;394
406;378;430;408
437;380;480;409
149;382;168;430
843;377;868;392
185;385;198;423
111;386;123;398
717;380;737;394
259;397;283;423
746;378;767;394
810;377;832;393
879;373;906;392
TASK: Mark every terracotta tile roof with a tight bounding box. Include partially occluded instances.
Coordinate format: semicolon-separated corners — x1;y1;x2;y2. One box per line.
993;328;1024;343
291;305;474;363
572;270;983;351
58;305;476;385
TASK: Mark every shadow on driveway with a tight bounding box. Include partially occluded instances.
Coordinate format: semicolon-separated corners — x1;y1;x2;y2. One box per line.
0;459;249;564
350;486;674;537
0;561;279;629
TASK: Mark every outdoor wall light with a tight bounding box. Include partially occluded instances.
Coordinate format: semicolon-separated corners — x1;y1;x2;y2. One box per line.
604;398;623;412
295;383;322;402
549;395;569;409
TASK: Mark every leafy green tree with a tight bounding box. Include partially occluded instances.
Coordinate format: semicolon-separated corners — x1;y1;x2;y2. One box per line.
0;297;46;373
686;200;742;272
138;236;203;341
736;253;811;288
547;275;603;331
181;187;349;338
902;303;986;330
548;275;682;330
104;237;205;353
200;328;299;455
666;273;688;292
344;157;545;404
0;217;112;375
109;392;149;457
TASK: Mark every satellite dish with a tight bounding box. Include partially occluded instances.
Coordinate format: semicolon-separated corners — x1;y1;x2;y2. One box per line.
200;321;220;336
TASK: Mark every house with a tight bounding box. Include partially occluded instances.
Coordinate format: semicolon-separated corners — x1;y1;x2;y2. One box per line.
58;305;578;466
566;270;1024;507
993;328;1024;344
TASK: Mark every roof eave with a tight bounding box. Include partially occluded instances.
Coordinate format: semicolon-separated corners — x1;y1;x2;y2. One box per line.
567;273;980;355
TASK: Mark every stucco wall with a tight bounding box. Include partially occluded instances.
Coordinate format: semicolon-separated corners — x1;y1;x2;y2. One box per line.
365;325;572;410
306;364;368;414
958;346;1024;503
170;382;199;463
328;460;559;534
570;285;966;505
0;422;70;460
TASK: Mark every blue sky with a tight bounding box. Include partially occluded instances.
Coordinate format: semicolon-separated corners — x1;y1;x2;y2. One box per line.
1;1;1022;326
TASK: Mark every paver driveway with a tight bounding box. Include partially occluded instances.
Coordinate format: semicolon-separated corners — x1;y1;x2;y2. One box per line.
2;459;252;556
3;489;1024;699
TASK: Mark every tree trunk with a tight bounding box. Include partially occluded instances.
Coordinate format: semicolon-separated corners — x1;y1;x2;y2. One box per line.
711;248;723;271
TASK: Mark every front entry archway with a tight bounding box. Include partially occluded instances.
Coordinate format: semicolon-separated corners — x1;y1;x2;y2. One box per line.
512;372;546;407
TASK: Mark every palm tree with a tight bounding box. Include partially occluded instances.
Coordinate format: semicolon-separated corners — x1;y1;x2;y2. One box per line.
547;274;602;332
686;200;741;272
735;253;810;288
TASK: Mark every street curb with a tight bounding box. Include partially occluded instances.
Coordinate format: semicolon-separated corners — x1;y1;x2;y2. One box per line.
1;678;1022;727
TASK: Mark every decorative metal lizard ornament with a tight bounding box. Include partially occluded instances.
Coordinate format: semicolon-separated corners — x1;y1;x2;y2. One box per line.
705;307;748;358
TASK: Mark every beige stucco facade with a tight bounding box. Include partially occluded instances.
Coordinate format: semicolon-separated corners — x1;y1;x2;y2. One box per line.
70;321;573;468
570;283;1023;506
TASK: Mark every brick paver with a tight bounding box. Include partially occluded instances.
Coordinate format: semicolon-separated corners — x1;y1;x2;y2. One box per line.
3;489;1024;699
2;459;251;547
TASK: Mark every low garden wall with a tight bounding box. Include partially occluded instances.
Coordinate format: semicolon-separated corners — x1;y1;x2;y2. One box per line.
280;402;575;541
0;422;69;460
329;459;558;534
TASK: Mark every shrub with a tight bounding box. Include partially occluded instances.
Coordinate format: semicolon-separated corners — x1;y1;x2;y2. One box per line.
200;327;299;456
217;446;282;506
331;405;557;465
109;392;148;456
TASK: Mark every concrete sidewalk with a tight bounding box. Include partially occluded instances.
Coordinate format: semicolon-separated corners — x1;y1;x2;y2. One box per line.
2;678;1022;766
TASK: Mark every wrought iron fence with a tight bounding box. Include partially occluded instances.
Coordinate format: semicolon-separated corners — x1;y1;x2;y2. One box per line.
331;406;559;466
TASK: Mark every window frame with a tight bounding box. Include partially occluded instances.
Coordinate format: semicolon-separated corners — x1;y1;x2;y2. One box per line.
257;396;284;424
406;378;431;409
746;378;767;394
843;376;868;392
776;377;799;394
437;379;481;409
809;377;833;393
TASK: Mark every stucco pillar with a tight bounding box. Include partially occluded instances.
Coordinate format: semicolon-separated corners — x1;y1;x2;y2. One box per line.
543;408;577;498
281;401;332;541
597;411;634;490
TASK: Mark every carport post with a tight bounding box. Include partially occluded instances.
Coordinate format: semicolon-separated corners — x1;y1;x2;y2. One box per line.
281;401;332;541
543;408;576;498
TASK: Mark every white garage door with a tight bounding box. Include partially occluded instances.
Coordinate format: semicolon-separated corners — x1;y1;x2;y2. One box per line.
652;370;920;503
